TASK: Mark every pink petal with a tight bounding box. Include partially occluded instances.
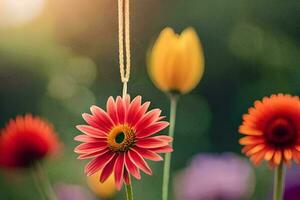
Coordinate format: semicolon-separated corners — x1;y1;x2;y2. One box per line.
90;105;114;131
152;135;173;142
134;109;161;132
116;96;126;124
123;169;130;185
128;149;152;175
124;95;131;123
157;116;166;121
74;142;107;154
82;114;102;129
130;102;150;126
148;145;173;153
107;97;119;125
136;121;169;138
133;147;163;161
124;153;141;180
100;155;118;183
124;95;131;110
114;153;125;190
135;137;170;149
77;148;109;159
76;125;107;138
126;96;142;124
74;135;101;143
85;151;115;176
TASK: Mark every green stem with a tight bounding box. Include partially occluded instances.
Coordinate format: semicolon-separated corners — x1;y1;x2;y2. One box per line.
31;168;48;200
125;180;134;200
33;162;58;200
273;162;285;200
162;94;178;200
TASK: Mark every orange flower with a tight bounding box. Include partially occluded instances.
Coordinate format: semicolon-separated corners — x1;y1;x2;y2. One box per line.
239;94;300;167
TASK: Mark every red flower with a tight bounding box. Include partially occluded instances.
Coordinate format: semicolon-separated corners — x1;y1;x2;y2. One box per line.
74;95;172;189
239;94;300;167
0;114;60;169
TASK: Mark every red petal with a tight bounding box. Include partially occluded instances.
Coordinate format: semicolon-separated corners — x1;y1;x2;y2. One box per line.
77;148;109;159
100;155;118;183
76;125;107;138
126;96;142;125
136;137;170;149
114;153;125;190
133;147;163;161
123;169;130;185
74;135;101;143
85;151;115;176
153;135;173;142
130;102;150;126
128;149;152;175
157;116;166;121
90;105;114;131
74;142;107;154
107;97;119;125
124;153;141;180
136;121;169;138
82;114;102;129
124;95;131;111
134;109;161;132
149;145;173;153
116;96;126;124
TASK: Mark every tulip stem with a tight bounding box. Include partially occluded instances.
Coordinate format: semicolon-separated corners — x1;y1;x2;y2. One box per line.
32;162;58;200
162;94;178;200
273;162;285;200
125;179;134;200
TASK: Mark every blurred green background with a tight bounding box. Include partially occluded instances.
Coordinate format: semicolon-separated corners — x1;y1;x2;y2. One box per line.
0;0;299;199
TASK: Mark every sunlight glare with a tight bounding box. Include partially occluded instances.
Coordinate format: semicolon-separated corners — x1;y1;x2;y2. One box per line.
0;0;46;27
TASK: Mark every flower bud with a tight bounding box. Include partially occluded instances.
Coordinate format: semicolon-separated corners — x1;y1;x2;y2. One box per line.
148;27;205;94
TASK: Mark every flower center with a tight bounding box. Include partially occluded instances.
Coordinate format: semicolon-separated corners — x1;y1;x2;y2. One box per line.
115;132;125;144
265;118;296;147
107;125;135;152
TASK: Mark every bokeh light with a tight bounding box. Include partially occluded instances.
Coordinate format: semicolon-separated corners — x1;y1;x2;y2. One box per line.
0;0;46;27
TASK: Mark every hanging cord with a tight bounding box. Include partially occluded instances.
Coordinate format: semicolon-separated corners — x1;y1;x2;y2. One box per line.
118;0;131;97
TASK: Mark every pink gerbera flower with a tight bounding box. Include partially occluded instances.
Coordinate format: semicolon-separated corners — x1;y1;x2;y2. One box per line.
74;95;172;189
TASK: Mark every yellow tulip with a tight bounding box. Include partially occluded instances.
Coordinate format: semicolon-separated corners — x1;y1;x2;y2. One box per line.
148;27;205;94
87;171;117;199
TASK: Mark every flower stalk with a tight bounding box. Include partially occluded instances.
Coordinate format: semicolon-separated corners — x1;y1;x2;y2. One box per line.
125;181;134;200
32;162;57;200
273;162;285;200
162;94;178;200
31;167;47;200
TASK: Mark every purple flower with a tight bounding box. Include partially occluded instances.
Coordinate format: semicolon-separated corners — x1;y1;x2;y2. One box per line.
268;165;300;200
54;183;95;200
282;165;300;200
174;153;255;200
